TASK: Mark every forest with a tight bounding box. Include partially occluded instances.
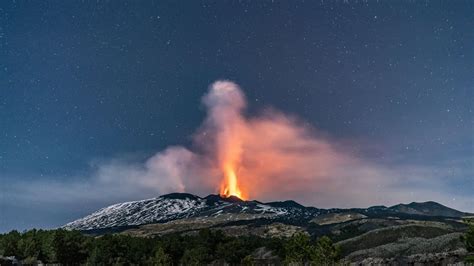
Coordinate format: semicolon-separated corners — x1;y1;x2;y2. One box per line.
1;223;473;265
0;228;340;265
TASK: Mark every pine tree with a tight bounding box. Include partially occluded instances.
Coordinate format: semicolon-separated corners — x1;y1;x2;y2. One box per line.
149;246;172;265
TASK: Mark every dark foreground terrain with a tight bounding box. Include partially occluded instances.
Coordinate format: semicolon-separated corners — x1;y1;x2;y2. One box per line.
0;228;343;265
2;193;473;265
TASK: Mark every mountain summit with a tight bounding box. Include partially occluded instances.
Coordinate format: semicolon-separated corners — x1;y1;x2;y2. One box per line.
388;201;468;217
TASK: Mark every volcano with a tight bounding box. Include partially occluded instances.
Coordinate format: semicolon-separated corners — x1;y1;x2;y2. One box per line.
63;193;473;263
63;193;321;231
64;193;472;231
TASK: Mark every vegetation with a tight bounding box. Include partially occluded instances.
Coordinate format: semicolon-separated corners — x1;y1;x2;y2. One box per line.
283;233;341;265
462;222;474;252
0;228;341;265
462;221;474;263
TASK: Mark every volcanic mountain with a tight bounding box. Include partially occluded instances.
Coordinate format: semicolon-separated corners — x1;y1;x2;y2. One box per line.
63;193;322;231
64;193;471;231
64;193;473;263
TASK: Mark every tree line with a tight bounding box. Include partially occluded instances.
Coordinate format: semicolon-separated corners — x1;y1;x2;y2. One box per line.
2;223;473;265
0;228;340;265
462;219;474;263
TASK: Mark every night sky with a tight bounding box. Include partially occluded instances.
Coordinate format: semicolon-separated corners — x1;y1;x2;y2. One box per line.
1;1;473;232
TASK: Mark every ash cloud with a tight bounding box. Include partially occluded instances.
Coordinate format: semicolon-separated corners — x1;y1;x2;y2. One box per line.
4;81;473;229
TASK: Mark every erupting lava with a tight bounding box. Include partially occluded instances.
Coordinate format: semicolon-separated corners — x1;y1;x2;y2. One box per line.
204;81;249;200
219;165;245;199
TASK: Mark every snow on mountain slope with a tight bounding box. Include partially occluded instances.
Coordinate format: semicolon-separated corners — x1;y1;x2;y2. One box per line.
64;195;208;230
63;193;294;230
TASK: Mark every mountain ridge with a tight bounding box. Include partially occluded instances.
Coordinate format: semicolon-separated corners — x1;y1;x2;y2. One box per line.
63;193;472;231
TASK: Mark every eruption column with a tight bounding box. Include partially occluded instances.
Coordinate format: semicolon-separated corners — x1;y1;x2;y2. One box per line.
203;81;247;199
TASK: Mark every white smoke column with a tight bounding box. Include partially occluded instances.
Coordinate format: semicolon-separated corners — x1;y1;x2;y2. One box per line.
201;81;247;198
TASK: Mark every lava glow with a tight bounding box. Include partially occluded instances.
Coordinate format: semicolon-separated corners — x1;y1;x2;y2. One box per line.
202;81;248;200
220;166;245;199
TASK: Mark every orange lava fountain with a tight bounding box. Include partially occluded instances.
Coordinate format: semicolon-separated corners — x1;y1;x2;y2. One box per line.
219;165;245;199
205;81;248;200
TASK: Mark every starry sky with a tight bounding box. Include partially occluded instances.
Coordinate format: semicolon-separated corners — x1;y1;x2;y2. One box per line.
1;1;473;232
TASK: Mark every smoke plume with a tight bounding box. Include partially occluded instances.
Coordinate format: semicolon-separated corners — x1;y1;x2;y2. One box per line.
5;80;473;222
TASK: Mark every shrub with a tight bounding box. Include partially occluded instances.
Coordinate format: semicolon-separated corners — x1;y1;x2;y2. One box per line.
462;223;474;252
